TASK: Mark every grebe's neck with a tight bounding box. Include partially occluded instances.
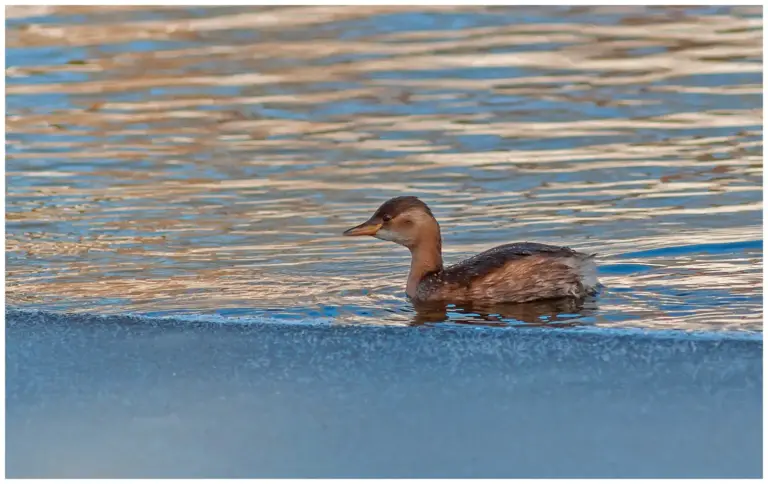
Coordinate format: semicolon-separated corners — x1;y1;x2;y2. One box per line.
406;226;443;299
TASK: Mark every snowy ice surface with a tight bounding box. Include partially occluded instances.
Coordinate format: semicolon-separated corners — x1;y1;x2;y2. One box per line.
6;309;762;478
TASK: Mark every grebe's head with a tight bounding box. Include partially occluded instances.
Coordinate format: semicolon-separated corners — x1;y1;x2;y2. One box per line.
343;196;440;250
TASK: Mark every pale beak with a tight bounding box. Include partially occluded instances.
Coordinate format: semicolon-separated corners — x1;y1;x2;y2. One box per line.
343;219;382;236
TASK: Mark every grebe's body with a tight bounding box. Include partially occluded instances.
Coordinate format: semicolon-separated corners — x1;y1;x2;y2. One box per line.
344;196;598;304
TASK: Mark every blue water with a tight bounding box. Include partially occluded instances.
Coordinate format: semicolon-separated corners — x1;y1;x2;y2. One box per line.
5;5;763;332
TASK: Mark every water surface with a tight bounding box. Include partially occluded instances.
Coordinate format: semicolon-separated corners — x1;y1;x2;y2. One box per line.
5;5;763;331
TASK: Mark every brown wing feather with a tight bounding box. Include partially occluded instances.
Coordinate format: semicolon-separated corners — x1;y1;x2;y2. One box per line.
442;242;581;285
417;242;596;303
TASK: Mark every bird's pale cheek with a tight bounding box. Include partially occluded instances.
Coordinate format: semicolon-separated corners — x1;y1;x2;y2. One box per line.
375;228;408;245
374;228;395;241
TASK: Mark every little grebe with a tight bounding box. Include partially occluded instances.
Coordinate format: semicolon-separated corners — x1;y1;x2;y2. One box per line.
343;196;599;304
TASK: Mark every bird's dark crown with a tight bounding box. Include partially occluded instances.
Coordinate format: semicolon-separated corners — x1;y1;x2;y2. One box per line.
373;196;434;220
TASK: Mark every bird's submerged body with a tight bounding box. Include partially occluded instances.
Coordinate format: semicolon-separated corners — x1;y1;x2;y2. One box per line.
344;196;599;304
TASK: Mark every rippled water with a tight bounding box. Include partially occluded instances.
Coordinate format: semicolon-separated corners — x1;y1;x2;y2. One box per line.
5;6;763;331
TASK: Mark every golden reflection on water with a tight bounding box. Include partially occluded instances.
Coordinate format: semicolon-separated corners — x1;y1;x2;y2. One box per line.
5;5;763;331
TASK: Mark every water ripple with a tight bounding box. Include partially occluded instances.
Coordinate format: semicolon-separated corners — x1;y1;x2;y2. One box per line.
5;6;763;332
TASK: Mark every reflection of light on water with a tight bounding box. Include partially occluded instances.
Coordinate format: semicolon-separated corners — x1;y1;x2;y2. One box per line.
5;5;763;332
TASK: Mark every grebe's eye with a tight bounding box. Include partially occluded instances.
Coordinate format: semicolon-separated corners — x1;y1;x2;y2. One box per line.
382;214;392;222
